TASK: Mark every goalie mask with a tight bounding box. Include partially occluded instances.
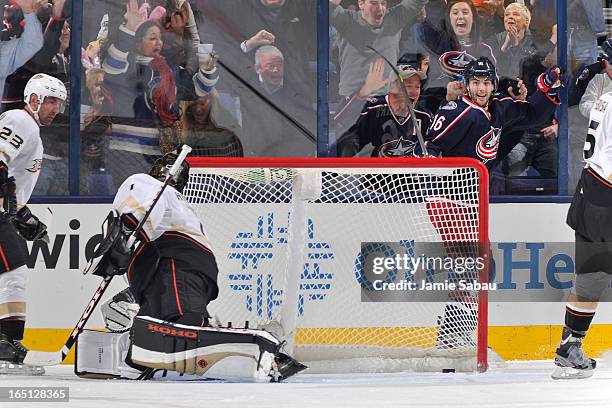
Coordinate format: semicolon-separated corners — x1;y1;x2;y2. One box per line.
149;153;190;192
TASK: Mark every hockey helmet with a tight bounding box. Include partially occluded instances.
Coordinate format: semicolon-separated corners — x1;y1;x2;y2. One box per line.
149;152;191;193
24;73;67;106
462;57;498;92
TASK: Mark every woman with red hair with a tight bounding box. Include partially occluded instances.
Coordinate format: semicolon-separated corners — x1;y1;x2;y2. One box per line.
102;0;218;189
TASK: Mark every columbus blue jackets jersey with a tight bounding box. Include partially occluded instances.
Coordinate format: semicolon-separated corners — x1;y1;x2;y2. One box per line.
337;95;431;157
417;91;558;167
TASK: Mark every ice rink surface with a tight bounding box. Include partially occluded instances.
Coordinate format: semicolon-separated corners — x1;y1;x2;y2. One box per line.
2;360;612;408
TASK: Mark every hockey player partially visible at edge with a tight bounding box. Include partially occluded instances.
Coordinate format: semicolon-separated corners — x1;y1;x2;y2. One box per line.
551;91;612;380
415;57;563;166
76;153;306;381
0;74;67;375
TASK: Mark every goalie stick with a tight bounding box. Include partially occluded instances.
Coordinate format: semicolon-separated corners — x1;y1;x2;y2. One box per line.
366;46;429;156
23;145;193;367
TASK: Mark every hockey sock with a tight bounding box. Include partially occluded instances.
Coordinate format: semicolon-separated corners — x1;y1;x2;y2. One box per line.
564;304;595;338
0;318;25;340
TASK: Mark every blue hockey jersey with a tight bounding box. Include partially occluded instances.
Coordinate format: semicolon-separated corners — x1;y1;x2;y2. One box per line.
337;95;431;157
416;91;559;167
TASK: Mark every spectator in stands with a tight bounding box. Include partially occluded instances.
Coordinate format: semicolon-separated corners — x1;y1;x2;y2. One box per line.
2;0;70;195
102;0;218;188
472;0;506;40
330;0;427;136
160;0;201;73
197;0;316;156
416;0;496;112
488;3;557;79
31;14;73;196
176;91;244;157
200;0;316;90
485;3;558;189
487;2;556;87
237;44;316;156
81;67;113;195
0;0;44;112
567;0;606;70
2;0;68;111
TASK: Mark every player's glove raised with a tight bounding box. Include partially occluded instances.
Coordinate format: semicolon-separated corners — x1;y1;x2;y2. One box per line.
538;66;562;91
12;206;48;241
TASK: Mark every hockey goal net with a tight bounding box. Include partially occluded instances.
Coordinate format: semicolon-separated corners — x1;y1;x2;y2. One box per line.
184;158;489;373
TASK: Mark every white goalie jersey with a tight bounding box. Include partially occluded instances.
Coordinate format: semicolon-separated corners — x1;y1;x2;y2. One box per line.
585;92;612;182
112;173;212;251
0;110;42;205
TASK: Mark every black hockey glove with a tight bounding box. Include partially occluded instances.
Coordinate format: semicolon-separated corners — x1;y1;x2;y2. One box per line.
12;206;48;241
0;161;17;219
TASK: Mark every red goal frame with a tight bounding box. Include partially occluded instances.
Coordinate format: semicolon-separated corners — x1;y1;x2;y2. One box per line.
187;157;490;372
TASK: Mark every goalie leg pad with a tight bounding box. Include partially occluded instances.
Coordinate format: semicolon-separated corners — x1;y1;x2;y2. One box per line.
75;330;143;379
130;316;306;381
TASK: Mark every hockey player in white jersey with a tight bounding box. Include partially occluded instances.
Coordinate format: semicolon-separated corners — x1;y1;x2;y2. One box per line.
552;91;612;380
75;153;306;381
0;73;67;375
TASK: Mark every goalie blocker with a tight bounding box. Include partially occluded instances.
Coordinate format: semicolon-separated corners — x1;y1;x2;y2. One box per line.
76;316;306;382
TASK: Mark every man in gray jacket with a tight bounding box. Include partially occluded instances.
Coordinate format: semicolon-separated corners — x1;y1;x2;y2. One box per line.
330;0;428;139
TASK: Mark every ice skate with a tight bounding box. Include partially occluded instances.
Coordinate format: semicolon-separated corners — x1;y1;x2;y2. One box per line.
551;328;596;380
0;333;44;376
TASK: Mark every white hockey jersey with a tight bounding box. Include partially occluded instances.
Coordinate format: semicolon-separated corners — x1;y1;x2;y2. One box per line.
585;92;612;182
0;109;42;206
112;173;212;251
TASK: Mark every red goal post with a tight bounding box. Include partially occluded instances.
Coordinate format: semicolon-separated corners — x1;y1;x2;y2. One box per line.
185;157;489;373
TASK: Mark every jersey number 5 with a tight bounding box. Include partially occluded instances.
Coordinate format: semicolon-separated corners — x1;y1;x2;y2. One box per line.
583;120;599;160
0;126;24;150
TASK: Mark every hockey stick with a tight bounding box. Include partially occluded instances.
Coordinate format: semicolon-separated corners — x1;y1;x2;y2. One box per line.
23;145;193;367
366;46;429;155
216;59;316;143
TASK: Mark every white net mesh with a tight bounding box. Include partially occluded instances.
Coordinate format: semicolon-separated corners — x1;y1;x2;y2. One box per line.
183;162;487;372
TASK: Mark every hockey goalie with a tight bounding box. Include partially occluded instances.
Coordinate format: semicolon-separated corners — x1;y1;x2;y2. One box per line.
75;153;305;382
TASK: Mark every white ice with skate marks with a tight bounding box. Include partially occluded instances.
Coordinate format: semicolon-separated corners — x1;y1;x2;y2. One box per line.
3;359;612;408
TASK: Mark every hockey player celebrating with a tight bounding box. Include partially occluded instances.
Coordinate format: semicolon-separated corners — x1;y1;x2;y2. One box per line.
337;58;431;157
551;91;612;380
0;73;67;375
75;152;306;381
415;57;562;167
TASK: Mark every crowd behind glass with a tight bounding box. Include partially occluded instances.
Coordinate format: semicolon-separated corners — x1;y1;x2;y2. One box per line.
0;0;608;196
